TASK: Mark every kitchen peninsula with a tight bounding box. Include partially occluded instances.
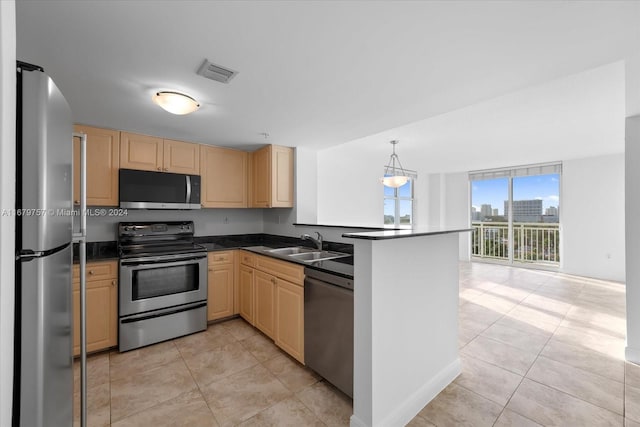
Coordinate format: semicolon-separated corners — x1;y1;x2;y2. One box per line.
344;227;471;427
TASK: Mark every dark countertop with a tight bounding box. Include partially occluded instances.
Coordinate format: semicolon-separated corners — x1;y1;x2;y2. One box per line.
73;241;118;263
342;226;473;240
195;234;354;279
76;234;354;278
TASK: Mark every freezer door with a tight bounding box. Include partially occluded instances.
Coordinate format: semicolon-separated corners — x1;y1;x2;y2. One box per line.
19;69;73;251
19;245;73;427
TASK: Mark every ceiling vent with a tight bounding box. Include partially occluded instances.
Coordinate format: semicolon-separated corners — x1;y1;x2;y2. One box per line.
196;59;238;84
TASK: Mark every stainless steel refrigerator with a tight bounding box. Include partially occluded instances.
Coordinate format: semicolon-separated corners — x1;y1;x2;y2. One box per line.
14;62;74;427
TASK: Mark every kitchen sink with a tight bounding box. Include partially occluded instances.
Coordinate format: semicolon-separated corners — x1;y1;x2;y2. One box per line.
267;246;316;255
289;251;350;262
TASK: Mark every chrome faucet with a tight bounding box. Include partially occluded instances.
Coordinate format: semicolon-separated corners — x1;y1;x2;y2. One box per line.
301;231;323;250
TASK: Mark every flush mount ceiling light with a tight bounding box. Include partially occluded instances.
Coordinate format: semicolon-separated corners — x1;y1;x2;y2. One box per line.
380;140;409;188
152;91;200;115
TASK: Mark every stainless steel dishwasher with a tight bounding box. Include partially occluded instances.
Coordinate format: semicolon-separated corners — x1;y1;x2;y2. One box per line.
304;268;354;398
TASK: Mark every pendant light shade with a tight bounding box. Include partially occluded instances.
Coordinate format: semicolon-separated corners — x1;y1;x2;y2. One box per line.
380;140;409;188
152;91;200;115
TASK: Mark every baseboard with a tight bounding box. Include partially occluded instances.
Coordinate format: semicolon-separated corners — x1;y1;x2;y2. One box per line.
373;357;461;427
349;414;368;427
627;346;640;364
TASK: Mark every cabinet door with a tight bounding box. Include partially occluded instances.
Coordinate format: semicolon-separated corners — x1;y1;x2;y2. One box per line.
207;262;234;321
73;125;120;206
238;265;254;324
271;145;294;208
120;132;163;172
201;145;248;208
275;279;304;363
73;277;118;356
254;271;275;338
250;145;271;207
163;139;200;174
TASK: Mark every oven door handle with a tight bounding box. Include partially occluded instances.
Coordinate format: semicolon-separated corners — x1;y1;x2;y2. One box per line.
120;301;207;324
121;253;207;266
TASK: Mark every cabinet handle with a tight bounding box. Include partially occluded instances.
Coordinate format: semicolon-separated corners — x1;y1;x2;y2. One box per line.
74;200;79;204
157;167;161;171
88;270;94;275
208;268;213;271
111;280;115;287
163;167;168;171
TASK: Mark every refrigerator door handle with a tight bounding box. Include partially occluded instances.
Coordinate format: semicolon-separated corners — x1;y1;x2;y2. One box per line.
72;131;88;427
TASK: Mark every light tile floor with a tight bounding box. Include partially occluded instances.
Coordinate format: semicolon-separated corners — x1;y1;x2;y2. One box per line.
75;262;638;426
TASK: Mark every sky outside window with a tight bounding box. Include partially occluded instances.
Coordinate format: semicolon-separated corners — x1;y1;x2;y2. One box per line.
471;174;559;215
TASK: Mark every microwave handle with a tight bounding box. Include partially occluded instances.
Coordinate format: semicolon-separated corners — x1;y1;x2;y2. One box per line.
186;175;191;204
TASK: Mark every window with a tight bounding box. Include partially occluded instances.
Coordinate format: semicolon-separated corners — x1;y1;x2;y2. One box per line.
469;162;561;265
383;175;414;228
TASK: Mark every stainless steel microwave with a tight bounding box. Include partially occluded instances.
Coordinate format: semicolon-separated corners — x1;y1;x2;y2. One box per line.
119;169;201;209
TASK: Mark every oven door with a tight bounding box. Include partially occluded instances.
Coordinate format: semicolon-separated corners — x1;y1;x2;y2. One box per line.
119;252;207;317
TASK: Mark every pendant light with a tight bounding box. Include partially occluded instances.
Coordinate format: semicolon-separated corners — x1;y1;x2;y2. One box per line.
152;91;200;115
380;140;409;188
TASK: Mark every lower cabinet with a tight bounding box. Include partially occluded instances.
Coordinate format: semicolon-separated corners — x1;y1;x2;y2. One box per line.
238;251;305;363
275;278;304;363
207;251;235;321
254;271;275;338
72;260;118;357
238;264;255;324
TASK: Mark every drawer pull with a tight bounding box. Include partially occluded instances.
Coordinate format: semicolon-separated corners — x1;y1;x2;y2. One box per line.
163;167;169;171
157;167;161;171
111;280;115;287
89;270;94;275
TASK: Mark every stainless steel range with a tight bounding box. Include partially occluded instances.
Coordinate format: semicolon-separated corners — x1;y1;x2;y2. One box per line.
118;221;207;352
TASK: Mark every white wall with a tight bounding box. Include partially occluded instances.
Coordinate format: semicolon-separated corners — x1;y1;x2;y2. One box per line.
317;141;383;227
86;208;264;241
561;154;625;281
626;116;640;363
0;1;16;424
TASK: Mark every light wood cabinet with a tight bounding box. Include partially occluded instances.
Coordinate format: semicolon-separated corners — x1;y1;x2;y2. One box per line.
120;132;199;174
275;278;304;363
207;251;235;321
120;132;163;172
163;139;200;174
201;145;248;208
238;264;255;324
72;260;118;356
73;125;120;206
250;145;294;208
237;251;305;362
254;270;275;338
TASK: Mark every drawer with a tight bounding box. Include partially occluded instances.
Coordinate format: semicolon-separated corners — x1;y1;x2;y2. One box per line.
73;260;117;283
208;250;234;265
254;254;304;286
240;251;255;267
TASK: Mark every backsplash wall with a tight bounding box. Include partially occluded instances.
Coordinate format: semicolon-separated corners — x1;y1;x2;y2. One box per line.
85;208;264;241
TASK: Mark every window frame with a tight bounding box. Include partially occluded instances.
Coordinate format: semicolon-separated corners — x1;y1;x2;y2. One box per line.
383;174;415;228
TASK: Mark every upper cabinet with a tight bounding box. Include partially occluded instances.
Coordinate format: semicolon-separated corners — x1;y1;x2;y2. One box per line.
120;132;199;175
163;139;200;175
250;145;294;208
201;145;248;208
73;125;120;206
119;132;163;172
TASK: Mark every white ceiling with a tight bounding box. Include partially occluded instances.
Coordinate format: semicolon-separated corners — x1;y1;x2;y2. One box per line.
15;1;640;151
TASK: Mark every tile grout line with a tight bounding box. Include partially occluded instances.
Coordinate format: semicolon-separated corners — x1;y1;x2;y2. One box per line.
172;337;224;426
